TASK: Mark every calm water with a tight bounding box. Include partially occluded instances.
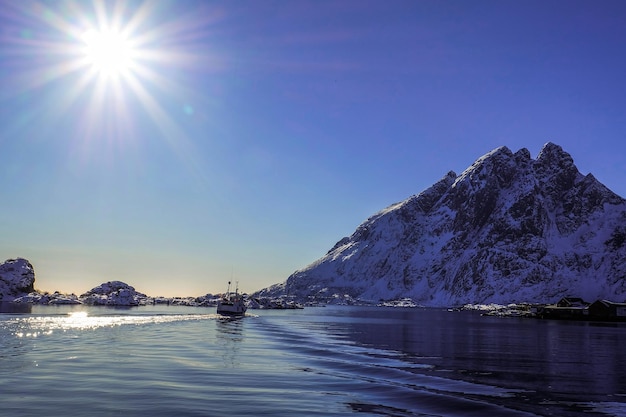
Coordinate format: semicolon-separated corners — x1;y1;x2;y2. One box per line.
1;304;626;417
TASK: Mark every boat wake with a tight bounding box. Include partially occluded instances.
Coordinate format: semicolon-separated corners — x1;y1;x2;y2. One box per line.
253;316;537;417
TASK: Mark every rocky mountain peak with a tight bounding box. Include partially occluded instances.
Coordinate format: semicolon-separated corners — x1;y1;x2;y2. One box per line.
535;142;575;168
453;146;514;189
514;147;531;162
257;143;626;306
533;142;580;197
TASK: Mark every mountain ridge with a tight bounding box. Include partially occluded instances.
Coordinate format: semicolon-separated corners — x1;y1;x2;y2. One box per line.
256;143;626;306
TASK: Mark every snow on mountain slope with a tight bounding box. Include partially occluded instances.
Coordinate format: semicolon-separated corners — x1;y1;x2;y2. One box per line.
256;143;626;306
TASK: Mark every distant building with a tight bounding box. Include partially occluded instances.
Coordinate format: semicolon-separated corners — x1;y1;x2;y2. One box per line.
556;297;589;308
536;297;626;321
588;300;626;321
538;297;590;320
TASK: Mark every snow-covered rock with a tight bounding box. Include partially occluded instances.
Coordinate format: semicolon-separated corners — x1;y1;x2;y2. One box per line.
144;294;219;306
256;143;626;306
13;291;82;305
0;260;218;306
0;258;35;301
48;294;82;305
79;281;147;306
377;298;421;308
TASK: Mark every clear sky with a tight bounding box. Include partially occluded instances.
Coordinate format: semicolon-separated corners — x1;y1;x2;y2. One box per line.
1;0;625;297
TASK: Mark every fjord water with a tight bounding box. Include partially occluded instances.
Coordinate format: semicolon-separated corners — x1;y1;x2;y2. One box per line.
1;305;625;417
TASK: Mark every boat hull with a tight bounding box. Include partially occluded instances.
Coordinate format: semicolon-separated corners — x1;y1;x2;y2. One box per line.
216;301;247;316
216;309;246;316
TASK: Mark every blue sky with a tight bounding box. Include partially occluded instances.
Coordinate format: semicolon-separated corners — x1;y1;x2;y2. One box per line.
1;0;625;296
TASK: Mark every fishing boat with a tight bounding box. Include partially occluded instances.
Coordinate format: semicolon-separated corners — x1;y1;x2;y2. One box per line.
217;281;247;316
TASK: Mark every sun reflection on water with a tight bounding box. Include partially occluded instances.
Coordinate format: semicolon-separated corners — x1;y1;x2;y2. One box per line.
12;311;216;338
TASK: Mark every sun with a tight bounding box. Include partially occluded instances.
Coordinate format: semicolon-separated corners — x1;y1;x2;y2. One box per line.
81;29;135;77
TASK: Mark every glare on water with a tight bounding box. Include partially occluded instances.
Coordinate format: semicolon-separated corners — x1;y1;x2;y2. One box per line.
12;310;217;337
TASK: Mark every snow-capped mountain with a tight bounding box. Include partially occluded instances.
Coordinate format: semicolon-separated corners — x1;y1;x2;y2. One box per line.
256;143;626;306
0;258;35;301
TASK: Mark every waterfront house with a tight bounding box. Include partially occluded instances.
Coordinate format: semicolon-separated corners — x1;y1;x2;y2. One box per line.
588;300;626;321
556;297;589;308
538;297;590;320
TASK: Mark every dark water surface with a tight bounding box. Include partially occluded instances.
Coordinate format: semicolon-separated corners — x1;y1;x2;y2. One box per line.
1;304;625;416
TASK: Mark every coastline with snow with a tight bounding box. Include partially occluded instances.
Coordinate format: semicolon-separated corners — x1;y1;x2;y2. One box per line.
3;144;626;311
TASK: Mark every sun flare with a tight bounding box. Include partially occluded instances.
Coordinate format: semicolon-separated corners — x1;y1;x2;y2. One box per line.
81;29;135;77
2;0;217;170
